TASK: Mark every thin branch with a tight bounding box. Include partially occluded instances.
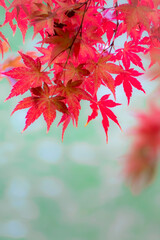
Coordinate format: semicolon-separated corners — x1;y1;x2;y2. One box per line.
108;1;119;54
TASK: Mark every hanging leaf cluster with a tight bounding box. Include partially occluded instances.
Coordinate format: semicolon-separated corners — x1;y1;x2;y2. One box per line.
0;0;160;141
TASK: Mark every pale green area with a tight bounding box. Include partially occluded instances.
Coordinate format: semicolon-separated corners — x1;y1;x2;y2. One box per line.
0;4;160;240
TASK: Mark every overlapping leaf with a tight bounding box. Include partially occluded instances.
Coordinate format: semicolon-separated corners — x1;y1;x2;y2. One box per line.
86;94;121;142
115;68;145;104
11;83;69;132
28;2;56;38
87;55;123;97
4;52;51;100
42;29;74;66
117;1;153;35
54;79;93;126
115;40;145;70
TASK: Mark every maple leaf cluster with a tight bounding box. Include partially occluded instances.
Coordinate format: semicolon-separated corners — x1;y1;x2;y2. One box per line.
0;0;160;142
124;103;160;194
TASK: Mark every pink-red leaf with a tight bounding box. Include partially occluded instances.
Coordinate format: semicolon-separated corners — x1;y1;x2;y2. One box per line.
115;69;145;104
4;53;51;100
86;95;121;142
12;83;69;133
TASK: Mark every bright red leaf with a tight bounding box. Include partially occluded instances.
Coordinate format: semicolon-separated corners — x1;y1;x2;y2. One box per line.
87;55;123;97
117;0;153;35
115;68;145;104
11;83;69;133
115;40;145;70
4;52;51;100
86;94;121;142
54;79;93;126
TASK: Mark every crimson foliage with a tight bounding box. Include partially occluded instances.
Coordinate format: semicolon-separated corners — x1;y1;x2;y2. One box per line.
0;0;160;141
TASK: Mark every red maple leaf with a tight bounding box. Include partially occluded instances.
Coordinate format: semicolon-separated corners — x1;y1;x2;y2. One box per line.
87;55;123;97
124;103;160;193
0;31;10;58
4;52;51;100
0;0;6;8
54;61;90;84
101;18;117;44
117;0;153;35
0;50;37;85
11;83;69;133
42;29;74;66
28;2;56;38
56;0;85;22
115;68;145;104
54;79;93;126
86;94;121;142
3;7;28;42
115;40;145;70
57;113;72;141
148;39;160;67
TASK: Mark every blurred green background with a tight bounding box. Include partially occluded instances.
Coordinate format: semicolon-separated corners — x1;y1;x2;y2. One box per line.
1;4;160;240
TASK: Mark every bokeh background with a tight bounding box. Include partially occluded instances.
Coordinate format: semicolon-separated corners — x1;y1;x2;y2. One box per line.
1;4;160;240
